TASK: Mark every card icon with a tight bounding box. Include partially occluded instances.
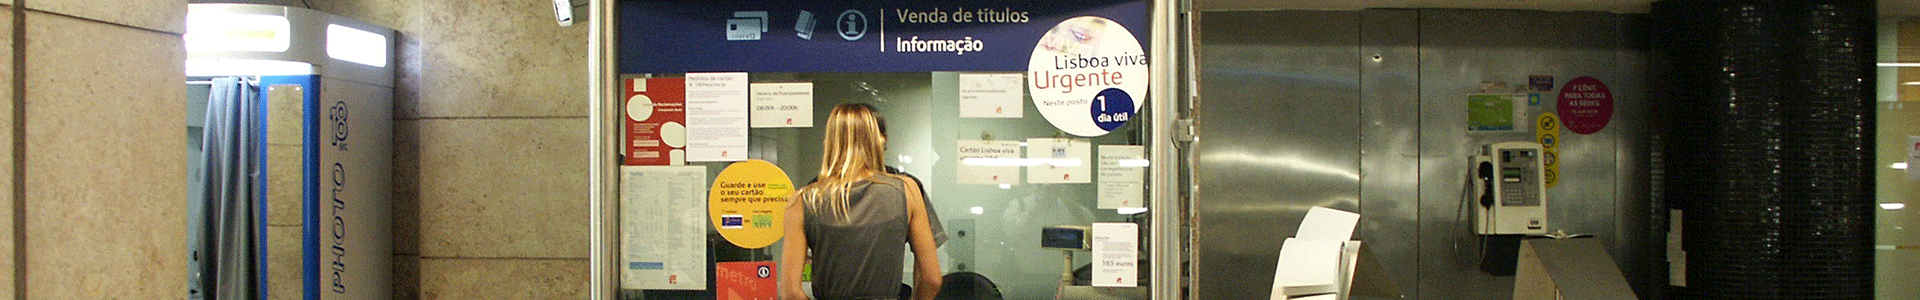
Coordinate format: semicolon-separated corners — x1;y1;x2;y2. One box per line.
795;10;817;40
721;214;745;229
727;11;768;41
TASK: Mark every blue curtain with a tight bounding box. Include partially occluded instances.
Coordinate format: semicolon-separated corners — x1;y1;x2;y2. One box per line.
192;77;264;300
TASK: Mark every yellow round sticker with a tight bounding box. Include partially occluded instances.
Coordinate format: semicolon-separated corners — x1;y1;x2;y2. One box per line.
1537;113;1560;134
1536;113;1561;150
1543;168;1559;187
709;159;794;249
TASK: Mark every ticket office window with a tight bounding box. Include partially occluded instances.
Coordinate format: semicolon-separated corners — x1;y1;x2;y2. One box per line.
616;72;1154;299
1876;14;1920;300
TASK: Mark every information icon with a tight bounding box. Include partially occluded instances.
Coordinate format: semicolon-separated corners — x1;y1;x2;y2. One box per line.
837;10;867;41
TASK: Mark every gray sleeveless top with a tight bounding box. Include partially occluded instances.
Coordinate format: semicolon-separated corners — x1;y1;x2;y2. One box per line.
803;175;912;300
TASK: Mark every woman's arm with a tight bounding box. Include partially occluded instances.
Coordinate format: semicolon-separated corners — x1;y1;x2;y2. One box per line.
901;180;943;300
778;199;810;300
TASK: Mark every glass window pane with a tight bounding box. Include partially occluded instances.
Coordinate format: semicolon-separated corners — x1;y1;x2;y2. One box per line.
1876;9;1920;299
615;72;1153;299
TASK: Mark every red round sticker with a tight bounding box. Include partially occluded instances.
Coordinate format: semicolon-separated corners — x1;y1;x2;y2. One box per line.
1556;76;1614;134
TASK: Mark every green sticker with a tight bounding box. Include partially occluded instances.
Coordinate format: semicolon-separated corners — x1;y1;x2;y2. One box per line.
1468;95;1517;131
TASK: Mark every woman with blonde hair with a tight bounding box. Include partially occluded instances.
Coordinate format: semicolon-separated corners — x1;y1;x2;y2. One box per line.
780;103;942;300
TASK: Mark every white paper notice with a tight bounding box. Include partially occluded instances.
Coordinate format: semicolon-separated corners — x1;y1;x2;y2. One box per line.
958;73;1025;118
1296;206;1360;241
749;82;813;128
1908;136;1919;179
686;72;749;162
1092;222;1139;287
1270;238;1344;298
620;166;709;290
1027;138;1092;184
1668;209;1686;287
1098;145;1145;209
956;140;1022;185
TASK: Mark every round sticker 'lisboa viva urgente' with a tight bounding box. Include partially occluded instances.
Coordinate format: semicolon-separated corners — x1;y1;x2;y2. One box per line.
1027;16;1149;137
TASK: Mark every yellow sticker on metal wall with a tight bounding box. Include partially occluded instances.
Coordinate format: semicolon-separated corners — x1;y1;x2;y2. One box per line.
709;159;794;249
1536;113;1561;188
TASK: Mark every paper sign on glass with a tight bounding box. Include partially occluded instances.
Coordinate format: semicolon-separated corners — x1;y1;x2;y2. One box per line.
957;140;1022;185
686;72;750;162
958;73;1025;118
1027;138;1091;184
1092;222;1139;287
620;166;709;290
1909;136;1919;179
1098;145;1145;209
626;77;688;166
749;82;813;128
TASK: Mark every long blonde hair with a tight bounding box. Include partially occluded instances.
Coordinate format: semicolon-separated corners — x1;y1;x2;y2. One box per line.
801;103;890;220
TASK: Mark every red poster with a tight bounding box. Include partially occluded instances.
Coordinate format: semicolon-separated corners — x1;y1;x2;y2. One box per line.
1556;76;1614;135
715;261;776;300
626;77;687;165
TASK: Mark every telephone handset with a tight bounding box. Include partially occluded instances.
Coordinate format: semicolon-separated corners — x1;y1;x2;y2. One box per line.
1478;161;1496;208
1472;142;1548;235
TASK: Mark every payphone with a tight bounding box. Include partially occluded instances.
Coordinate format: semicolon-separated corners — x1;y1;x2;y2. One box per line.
1472;142;1548;235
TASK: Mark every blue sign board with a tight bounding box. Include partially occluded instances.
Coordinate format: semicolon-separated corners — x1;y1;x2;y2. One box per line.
618;0;1150;73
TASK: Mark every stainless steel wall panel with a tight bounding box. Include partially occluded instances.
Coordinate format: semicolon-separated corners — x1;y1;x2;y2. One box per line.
1356;9;1422;299
1193;10;1362;300
1612;16;1656;298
